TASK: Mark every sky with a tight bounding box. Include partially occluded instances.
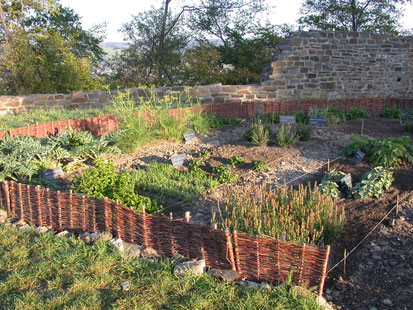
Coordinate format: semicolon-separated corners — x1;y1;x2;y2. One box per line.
59;0;413;43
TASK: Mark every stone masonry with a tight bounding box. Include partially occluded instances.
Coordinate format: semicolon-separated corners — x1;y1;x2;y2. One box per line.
0;31;412;115
261;31;413;100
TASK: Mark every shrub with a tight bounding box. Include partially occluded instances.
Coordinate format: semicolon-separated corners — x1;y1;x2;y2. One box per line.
251;160;269;172
275;124;299;147
308;106;346;125
346;107;370;120
295;124;312;141
351;167;394;199
72;158;161;213
228;156;244;167
383;106;401;119
213;164;238;184
318;170;347;199
213;184;345;245
134;162;219;202
211;117;241;127
244;118;270;146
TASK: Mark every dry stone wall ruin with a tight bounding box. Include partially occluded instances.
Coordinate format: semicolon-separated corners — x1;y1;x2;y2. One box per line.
0;31;412;115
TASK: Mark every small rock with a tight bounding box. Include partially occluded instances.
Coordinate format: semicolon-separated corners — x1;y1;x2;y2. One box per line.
124;243;142;258
56;230;71;238
120;281;130;292
109;238;124;252
95;231;113;243
247;281;260;288
19;225;31;232
35;226;49;234
5;218;18;224
372;246;382;252
316;296;334;310
260;282;271;290
207;269;240;282
80;232;93;244
382;299;392;306
236;280;247;286
89;232;101;242
0;209;8;223
141;247;160;258
173;259;205;277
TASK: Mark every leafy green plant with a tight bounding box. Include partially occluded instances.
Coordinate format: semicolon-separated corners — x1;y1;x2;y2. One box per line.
251;160;269;172
308;106;346;125
213;183;345;245
318;170;347;199
383;106;401;119
213;164;238;184
244;118;270;146
405;122;413;133
228;156;244;167
72;158;160;213
295;124;312;141
260;112;306;124
198;150;211;159
134;162;219;201
351;167;394;199
344;135;413;168
210;116;241;127
346;107;370;120
275;124;299;147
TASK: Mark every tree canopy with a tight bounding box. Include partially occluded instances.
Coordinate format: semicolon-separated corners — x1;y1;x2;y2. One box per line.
298;0;412;35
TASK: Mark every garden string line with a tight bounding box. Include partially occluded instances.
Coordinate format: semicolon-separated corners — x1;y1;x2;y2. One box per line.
326;192;410;275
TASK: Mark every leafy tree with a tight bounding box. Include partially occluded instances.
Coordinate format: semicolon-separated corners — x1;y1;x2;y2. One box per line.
298;0;412;35
0;0;103;95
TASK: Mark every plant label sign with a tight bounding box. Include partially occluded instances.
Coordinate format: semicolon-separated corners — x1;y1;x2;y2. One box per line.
352;150;365;164
171;153;188;168
41;167;64;179
309;117;326;126
183;131;196;142
339;173;353;190
279;115;296;124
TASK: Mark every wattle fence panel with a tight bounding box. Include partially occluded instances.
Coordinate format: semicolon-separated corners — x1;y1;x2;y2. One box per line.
0;180;330;294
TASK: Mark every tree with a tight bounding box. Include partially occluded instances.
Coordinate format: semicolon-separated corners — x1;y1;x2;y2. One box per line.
0;0;103;95
298;0;412;35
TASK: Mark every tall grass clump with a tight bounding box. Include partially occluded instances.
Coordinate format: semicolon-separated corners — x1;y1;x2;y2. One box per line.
275;124;299;147
213;184;345;245
243;117;270;146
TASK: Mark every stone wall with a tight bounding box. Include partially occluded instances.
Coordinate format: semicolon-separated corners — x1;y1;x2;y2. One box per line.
1;31;412;115
261;31;413;100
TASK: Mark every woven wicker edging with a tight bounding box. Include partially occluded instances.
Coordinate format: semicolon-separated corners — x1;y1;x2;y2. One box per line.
1;97;413;139
0;180;330;294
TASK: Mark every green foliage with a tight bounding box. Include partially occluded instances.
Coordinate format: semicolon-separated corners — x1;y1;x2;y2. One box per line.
213;183;345;245
308;106;346;125
0;224;321;309
351;167;394;199
213;164;238;184
296;124;312;141
72;158;160;213
228;156;244;167
134;162;219;202
251;160;269;172
405;122;413;133
244;118;270;146
346;107;370;120
198;150;211;159
344;135;413;168
298;0;407;35
318;170;347;199
211;117;242;127
383;106;402;119
275;124;299;147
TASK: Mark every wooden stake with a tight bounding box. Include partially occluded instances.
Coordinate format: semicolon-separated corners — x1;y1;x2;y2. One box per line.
327;158;330;172
361;119;365;135
184;211;191;222
169;212;173;220
396;195;399;216
343;248;347;276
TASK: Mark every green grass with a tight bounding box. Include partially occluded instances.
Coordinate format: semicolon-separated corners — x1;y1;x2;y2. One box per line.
133;162;220;201
0;108;113;132
0;224;321;309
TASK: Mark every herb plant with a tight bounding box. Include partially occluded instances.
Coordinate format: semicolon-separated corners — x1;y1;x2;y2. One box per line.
275;124;299;147
213;164;238;184
383;106;401;119
351;167;394;199
308;106;346;125
228;156;244;167
346;107;370;120
244;118;270;146
251;160;269;172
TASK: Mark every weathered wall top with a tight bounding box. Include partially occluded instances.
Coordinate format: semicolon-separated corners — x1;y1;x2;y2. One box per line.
261;31;413;100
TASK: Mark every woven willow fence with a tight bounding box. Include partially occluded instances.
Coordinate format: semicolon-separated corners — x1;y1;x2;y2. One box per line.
0;181;330;294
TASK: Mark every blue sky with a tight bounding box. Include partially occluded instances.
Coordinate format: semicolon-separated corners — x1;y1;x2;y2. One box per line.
59;0;413;42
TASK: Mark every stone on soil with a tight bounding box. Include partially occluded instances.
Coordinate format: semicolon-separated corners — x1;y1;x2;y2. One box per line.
173;259;205;277
207;269;240;282
0;209;7;223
